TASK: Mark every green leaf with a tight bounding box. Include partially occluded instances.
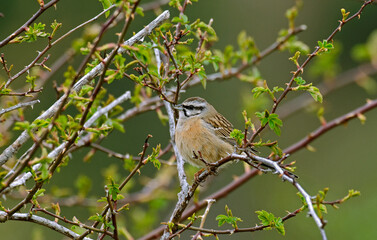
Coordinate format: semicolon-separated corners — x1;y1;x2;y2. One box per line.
0;88;11;95
88;214;105;223
169;0;182;9
256;210;273;226
256;210;285;235
99;0;112;17
289;51;301;67
33;189;46;201
317;40;334;55
342;189;361;202
135;6;144;17
294;77;306;85
147;144;161;169
12;22;50;43
40;161;50;180
256;111;282;136
26;74;37;90
108;179;120;201
230;129;245;146
13;121;31;131
216;205;242;229
341;8;350;22
252;86;268;98
50;20;62;38
307;86;323;103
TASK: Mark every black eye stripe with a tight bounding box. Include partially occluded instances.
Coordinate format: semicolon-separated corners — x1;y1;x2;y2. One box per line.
183;109;189;117
184;105;194;110
183;104;204;111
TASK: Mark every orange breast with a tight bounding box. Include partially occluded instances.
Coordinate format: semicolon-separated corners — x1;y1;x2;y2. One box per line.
175;117;233;167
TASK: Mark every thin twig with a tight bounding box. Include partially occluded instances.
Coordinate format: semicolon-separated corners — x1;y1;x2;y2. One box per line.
284;98;377;155
4;4;116;88
0;100;40;116
0;0;61;48
278;62;377;119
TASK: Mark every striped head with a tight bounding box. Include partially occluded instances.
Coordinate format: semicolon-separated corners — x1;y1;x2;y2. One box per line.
174;97;213;119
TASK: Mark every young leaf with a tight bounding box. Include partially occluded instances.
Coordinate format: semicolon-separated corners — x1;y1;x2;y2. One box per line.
216;205;242;229
308;86;323;103
230;129;245;146
256;210;285;235
147;144;161;169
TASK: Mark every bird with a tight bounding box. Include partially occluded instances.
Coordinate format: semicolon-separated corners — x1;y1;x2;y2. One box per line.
173;97;298;178
174;97;236;167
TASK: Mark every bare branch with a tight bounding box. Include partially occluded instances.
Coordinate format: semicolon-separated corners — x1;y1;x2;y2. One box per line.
284;98;377;155
0;100;40;116
0;211;93;240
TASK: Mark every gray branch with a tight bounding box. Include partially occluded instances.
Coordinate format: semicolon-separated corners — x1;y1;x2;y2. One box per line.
0;100;40;116
0;10;170;167
0;211;93;240
232;153;328;240
2;91;131;194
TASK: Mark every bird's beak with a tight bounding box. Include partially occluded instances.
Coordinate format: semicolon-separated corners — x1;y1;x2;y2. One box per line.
173;104;183;111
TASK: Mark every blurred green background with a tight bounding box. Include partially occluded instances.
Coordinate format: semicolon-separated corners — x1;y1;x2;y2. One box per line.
1;0;377;239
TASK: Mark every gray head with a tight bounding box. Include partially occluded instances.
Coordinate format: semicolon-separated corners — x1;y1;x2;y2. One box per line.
175;97;212;119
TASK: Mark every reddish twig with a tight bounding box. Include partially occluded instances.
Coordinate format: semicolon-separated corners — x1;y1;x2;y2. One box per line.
284;98;377;155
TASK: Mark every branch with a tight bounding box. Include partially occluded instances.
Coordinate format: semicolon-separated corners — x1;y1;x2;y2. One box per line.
78;135;152;240
278;62;377;119
284;98;377;155
0;10;170;167
4;1;140;216
188;24;307;87
4;4;116;88
1;91;131;194
228;153;327;239
143;94;377;239
0;100;40;116
178;207;301;235
117;24;307;123
0;0;60;48
33;208;113;236
0;211;93;240
249;0;375;143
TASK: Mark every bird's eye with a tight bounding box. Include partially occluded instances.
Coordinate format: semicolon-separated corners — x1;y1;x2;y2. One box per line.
184;105;194;110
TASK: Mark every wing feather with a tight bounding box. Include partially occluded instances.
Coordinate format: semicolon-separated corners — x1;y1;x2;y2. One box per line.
203;113;235;145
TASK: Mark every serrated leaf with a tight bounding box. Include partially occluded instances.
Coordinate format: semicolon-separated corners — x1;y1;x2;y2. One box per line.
230;129;245;146
308;86;323;103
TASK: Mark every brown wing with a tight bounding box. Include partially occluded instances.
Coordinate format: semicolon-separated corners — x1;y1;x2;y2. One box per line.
203;113;236;145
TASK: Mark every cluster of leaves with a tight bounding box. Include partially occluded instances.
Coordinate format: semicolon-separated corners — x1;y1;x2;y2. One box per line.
216;205;243;229
256;210;285;235
8;20;62;44
297;188;360;220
